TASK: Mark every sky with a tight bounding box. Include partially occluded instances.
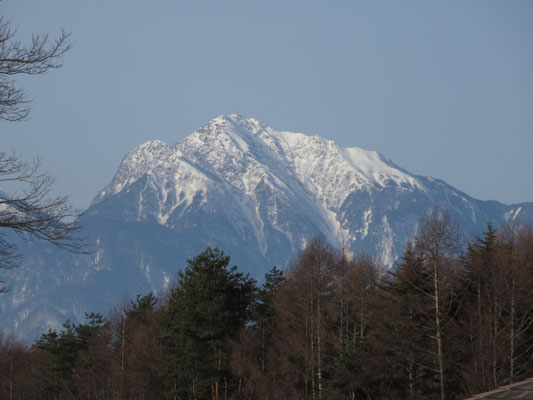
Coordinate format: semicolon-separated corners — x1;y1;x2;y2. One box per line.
2;0;532;209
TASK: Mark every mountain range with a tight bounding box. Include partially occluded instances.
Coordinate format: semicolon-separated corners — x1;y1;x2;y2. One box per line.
1;114;532;341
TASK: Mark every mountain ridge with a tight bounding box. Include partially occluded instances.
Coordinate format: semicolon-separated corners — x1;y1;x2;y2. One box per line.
1;114;531;341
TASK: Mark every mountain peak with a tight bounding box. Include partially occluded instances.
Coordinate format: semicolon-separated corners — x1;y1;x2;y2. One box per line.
138;138;169;149
199;114;242;136
199;114;265;137
3;114;533;341
93;115;434;249
96;115;429;206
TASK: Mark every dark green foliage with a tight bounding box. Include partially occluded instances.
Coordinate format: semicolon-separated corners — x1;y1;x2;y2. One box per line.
462;222;497;298
3;227;533;399
384;242;432;296
376;242;438;398
34;312;105;397
163;247;257;399
127;291;158;322
256;265;284;323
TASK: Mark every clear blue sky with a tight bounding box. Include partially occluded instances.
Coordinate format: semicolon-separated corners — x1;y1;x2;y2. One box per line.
2;0;532;208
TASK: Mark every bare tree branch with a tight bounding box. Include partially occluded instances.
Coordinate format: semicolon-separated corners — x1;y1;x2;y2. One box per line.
0;151;86;276
0;16;80;291
0;16;72;121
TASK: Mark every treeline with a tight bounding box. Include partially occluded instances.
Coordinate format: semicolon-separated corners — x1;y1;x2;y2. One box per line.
1;210;533;399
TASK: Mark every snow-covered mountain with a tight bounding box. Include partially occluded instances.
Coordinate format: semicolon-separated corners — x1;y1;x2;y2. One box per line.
1;114;532;341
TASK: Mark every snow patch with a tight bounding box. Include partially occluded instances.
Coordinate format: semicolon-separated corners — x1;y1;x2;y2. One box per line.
505;207;522;223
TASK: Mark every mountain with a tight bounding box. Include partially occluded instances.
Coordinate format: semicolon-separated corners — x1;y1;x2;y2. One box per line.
1;114;532;341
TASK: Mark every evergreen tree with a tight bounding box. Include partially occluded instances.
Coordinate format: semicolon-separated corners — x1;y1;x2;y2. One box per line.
256;266;284;323
34;312;105;397
459;223;500;394
376;242;435;398
163;247;256;399
126;292;158;323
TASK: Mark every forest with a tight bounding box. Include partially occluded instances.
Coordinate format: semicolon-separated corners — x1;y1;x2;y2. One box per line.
1;210;533;400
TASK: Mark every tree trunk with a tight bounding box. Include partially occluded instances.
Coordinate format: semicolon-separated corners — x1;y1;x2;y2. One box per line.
360;289;365;338
121;317;126;398
224;375;228;400
510;251;517;383
310;291;315;400
9;353;13;400
493;300;498;389
262;325;266;372
408;361;414;398
317;280;323;400
434;255;445;400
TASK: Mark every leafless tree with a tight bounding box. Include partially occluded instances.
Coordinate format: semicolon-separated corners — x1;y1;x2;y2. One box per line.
0;151;85;290
0;16;71;122
0;15;81;292
415;206;461;400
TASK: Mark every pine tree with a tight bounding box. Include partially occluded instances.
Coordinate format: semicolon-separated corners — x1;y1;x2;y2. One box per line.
163;247;256;399
34;313;105;397
376;242;435;398
460;223;500;393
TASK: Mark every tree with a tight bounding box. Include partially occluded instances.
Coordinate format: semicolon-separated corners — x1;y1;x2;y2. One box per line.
0;15;80;291
0;335;50;399
415;206;461;400
0;16;71;122
230;266;285;399
324;252;381;399
460;223;502;393
282;238;335;400
35;313;105;398
163;247;256;399
114;292;166;399
73;293;167;399
376;242;436;398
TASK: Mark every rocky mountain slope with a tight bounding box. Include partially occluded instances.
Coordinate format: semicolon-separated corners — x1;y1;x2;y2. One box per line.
1;114;532;341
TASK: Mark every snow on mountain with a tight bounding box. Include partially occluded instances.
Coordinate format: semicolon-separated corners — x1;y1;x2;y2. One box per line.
91;114;430;265
1;114;532;341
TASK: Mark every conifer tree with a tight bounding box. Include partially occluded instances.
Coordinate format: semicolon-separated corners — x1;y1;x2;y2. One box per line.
460;223;500;393
376;242;435;398
163;247;256;399
34;313;105;397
